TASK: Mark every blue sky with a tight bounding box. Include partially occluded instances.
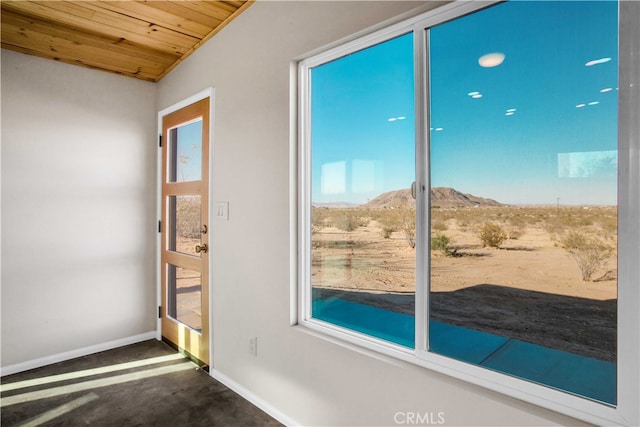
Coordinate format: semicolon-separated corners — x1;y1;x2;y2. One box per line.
311;1;618;206
174;120;202;182
311;33;415;205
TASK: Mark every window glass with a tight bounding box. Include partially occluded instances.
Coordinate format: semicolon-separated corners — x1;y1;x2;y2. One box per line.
309;33;416;347
428;1;618;404
168;195;202;256
167;264;202;332
168;120;203;182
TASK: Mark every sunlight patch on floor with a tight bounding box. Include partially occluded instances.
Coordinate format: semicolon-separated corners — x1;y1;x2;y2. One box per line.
1;361;195;407
1;353;185;393
18;393;99;427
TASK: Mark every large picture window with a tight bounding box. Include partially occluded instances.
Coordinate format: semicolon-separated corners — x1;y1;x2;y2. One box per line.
427;0;618;405
298;1;638;424
309;33;416;348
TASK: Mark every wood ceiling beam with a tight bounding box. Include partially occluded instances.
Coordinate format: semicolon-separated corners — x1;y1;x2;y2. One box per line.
1;9;173;81
0;0;253;82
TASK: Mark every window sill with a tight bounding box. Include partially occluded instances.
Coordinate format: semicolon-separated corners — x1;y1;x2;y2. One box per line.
293;320;626;426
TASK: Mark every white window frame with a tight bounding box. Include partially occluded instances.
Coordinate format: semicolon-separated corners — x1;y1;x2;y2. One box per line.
295;1;640;425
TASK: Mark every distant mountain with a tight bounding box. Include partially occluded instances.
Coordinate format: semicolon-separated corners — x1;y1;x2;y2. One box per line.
365;189;414;208
431;187;502;207
365;187;502;208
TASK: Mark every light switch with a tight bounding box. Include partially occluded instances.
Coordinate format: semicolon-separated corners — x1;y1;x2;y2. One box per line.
215;201;229;220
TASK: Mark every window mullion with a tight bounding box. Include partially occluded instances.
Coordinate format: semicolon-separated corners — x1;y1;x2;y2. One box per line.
298;63;313;324
616;0;640;420
414;25;430;356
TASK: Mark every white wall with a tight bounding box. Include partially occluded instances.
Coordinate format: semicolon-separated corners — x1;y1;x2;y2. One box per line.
157;2;588;426
1;50;158;368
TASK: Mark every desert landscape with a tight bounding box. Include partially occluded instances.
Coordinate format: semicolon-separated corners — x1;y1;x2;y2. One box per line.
168;195;205;332
311;188;617;362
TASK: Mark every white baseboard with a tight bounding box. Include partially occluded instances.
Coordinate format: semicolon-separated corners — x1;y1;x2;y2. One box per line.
0;331;157;376
210;369;301;427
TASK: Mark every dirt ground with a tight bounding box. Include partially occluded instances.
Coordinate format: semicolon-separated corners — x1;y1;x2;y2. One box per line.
311;214;617;362
170;237;204;331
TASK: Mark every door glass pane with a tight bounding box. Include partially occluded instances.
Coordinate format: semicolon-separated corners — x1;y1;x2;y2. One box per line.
428;1;617;404
309;33;416;347
168;195;202;256
168;120;202;183
167;264;202;332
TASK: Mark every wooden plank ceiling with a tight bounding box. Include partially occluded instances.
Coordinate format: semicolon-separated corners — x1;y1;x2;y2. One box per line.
0;1;253;82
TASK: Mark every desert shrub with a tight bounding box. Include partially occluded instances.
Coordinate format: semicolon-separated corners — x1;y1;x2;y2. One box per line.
551;209;597;229
359;215;371;228
577;217;594;227
375;206;415;247
431;233;453;256
380;226;395;239
376;205;416;248
543;218;563;236
331;210;360;232
478;222;507;248
506;225;524;240
176;196;201;239
561;231;613;282
311;207;328;234
598;214;618;235
376;208;400;238
507;214;527;229
399;206;416;248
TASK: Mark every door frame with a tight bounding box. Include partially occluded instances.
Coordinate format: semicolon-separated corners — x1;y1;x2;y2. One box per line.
157;88;215;368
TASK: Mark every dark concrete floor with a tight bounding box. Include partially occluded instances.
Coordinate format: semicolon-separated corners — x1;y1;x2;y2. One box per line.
1;340;282;426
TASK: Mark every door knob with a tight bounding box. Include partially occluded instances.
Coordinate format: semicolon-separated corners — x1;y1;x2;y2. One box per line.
195;243;208;254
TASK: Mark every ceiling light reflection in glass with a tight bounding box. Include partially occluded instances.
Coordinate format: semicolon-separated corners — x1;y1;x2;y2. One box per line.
478;52;506;68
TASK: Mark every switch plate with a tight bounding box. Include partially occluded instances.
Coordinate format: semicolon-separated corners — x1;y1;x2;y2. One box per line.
215;201;229;220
